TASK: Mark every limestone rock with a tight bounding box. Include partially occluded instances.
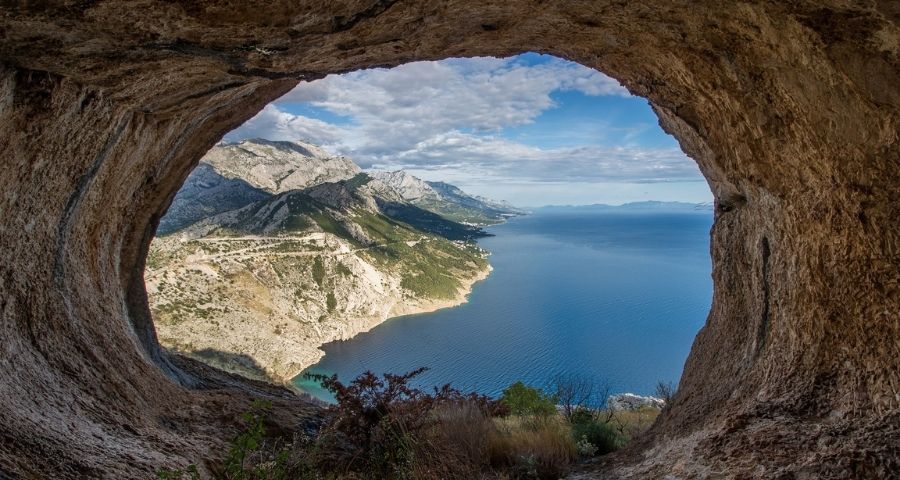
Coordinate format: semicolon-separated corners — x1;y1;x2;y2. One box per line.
203;139;361;193
0;2;897;478
607;393;666;411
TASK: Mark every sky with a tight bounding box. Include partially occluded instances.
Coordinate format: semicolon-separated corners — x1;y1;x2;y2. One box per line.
225;53;711;207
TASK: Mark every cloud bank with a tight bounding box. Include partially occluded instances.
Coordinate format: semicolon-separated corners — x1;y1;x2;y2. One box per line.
225;55;705;195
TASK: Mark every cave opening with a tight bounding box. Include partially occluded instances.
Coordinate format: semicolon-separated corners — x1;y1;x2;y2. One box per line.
2;3;897;477
145;54;714;421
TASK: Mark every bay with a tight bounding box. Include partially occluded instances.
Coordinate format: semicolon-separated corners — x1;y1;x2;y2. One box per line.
293;207;713;402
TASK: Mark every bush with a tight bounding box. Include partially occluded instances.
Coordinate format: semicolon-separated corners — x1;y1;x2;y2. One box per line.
500;381;557;417
305;368;504;477
655;380;676;412
311;256;326;287
569;414;623;456
546;373;607;421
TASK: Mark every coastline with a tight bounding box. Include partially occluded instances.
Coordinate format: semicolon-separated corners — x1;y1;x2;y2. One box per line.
283;262;493;386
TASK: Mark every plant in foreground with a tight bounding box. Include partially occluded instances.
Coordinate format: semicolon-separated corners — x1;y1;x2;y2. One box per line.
156;399;293;480
305;367;506;477
500;381;557;417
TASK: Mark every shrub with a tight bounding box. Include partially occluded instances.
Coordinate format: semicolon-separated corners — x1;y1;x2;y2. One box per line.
607;406;660;442
546;373;607;421
500;381;557;417
326;292;337;312
305;368;504;477
575;434;598;457
570;414;623;456
311;256;326;287
655;380;676;412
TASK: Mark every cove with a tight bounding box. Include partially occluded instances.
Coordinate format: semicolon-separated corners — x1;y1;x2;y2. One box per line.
293;205;713;402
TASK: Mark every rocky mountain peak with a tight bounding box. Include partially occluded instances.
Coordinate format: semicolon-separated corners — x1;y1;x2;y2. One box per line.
202;139;360;194
370;170;438;201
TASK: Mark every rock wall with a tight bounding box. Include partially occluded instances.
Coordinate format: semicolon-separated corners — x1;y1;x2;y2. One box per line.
0;1;897;477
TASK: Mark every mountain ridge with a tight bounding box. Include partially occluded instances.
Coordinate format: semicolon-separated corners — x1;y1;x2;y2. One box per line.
371;170;525;225
147;139;511;382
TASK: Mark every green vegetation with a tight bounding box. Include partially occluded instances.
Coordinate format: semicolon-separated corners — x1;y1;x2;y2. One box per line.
334;262;353;277
309;211;358;245
401;270;460;299
311;256;325;287
415;196;509;226
156;400;290;480
157;373;659;479
280;214;312;231
145;251;163;270
378;201;487;241
352;209;406;243
326;292;337;312
500;381;558;417
570;411;623;456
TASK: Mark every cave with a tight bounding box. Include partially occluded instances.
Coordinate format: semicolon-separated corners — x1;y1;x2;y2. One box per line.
0;2;897;478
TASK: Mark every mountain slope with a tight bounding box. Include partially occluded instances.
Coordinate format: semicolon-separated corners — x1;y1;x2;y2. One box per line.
203;138;361;193
371;170;524;225
157;163;272;235
147;143;493;382
158;139;361;235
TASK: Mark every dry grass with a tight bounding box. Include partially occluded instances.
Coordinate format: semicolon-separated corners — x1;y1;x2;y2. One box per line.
606;406;659;441
404;404;581;480
487;416;577;479
408;402;496;479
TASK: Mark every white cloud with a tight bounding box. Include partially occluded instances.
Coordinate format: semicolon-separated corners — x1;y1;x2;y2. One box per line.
224;55;706;200
370;130;699;183
224;104;346;148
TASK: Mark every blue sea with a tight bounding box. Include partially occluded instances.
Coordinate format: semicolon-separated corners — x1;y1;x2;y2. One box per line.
293;207;713;401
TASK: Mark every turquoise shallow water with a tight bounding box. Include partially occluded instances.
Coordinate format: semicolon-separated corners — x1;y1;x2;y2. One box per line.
293;208;713;402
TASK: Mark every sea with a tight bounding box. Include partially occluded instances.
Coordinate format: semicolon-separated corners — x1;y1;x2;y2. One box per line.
293;205;714;402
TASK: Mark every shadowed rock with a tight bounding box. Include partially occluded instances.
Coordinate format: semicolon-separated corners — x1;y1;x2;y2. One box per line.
0;2;897;478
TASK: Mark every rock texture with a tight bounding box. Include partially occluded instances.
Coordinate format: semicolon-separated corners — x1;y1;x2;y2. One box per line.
202;139;361;194
0;1;897;478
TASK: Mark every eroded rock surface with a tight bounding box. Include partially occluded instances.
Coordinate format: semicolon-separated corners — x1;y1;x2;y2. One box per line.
0;1;897;478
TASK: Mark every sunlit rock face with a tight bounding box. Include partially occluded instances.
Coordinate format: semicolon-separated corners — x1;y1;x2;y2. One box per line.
0;2;897;478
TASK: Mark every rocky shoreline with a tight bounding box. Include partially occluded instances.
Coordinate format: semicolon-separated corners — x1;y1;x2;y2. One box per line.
159;258;493;385
285;263;493;384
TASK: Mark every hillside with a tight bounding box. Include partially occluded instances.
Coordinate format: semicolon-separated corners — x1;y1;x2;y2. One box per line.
147;142;505;382
158;139;360;234
371;170;525;225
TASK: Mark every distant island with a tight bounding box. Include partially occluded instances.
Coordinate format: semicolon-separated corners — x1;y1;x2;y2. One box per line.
536;200;713;212
146;139;522;382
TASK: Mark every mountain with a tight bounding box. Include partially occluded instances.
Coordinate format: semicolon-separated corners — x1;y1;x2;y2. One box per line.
157;139;360;234
160;140;520;236
157;163;272;235
179;173;486;243
147;141;496;382
202;138;361;193
537;201;713;213
370;170;525;225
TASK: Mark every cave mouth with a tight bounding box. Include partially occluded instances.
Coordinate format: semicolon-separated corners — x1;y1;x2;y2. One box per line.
1;3;897;478
144;53;715;406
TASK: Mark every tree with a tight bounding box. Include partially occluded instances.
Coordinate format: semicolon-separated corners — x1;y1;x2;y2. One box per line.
546;373;608;421
655;380;676;412
500;381;557;416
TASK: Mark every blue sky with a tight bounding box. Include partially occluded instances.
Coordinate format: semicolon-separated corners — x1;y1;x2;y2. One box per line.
226;53;711;206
